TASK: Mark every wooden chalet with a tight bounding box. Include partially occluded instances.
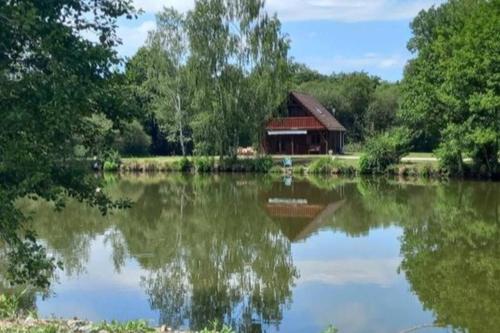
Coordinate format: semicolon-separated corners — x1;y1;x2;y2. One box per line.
263;92;346;155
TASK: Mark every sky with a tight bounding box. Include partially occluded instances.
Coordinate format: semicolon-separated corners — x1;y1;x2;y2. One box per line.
116;0;445;82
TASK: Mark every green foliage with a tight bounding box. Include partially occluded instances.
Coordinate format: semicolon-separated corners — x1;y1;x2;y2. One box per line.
115;121;152;157
217;156;275;173
0;0;137;286
295;72;396;143
93;320;155;333
186;0;291;156
401;0;499;173
307;157;356;175
308;157;338;175
0;289;36;320
178;157;193;172
359;128;411;174
343;142;363;154
253;156;274;173
435;126;465;176
193;156;215;173
366;83;400;135
103;161;120;172
0;293;21;319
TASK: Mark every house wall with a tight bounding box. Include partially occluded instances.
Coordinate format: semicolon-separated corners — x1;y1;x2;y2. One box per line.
264;130;343;155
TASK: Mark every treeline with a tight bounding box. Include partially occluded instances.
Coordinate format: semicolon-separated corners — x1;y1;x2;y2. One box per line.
95;0;498;178
290;65;400;147
116;65;400;156
108;3;400;158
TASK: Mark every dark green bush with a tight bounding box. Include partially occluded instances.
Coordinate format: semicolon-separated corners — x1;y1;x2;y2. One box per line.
253;156;274;173
114;121;151;157
194;156;215;172
359;128;411;174
179;157;192;172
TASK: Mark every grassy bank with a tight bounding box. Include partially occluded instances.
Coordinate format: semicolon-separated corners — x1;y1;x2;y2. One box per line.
109;155;449;179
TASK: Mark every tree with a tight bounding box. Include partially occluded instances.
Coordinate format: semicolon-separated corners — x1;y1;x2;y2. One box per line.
0;0;137;287
186;0;290;156
359;127;411;174
366;83;400;135
146;8;191;156
400;0;500;175
295;71;389;144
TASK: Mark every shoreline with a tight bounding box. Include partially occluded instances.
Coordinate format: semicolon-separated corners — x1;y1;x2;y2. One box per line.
0;317;191;333
100;156;498;181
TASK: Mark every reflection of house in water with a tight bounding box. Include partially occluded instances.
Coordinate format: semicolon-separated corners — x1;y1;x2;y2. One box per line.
260;178;345;242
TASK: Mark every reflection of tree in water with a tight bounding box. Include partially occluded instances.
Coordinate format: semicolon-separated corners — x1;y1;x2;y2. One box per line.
116;175;298;332
399;182;500;333
22;174;500;333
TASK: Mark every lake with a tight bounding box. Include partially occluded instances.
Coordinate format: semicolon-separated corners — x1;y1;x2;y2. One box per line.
21;174;499;333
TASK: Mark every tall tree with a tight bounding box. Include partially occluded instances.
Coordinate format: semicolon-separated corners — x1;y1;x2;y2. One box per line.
186;0;290;156
401;0;499;175
147;8;191;156
0;0;137;287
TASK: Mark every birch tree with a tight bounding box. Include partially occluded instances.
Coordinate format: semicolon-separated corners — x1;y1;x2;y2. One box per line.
147;8;190;156
186;0;290;157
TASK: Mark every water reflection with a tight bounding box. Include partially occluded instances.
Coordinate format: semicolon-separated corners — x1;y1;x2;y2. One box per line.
15;175;500;333
259;178;345;242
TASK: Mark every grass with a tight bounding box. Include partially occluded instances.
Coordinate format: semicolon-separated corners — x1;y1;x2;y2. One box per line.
404;152;436;158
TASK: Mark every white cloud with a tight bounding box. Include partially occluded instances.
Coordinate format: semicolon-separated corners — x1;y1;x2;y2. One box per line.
296;258;401;286
267;0;444;22
133;0;443;22
133;0;195;13
117;20;156;57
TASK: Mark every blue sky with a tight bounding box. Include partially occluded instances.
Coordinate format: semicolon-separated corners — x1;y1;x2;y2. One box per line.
117;0;445;82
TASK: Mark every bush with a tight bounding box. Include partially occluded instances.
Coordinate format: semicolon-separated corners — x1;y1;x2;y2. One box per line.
253;156;274;173
435;141;464;177
359;128;411;174
114;121;151;157
194;156;215;173
308;157;337;174
343;142;363;154
179;157;192;172
103;160;119;172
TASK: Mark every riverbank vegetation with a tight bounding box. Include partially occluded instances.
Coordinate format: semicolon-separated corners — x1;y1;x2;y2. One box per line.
101;0;498;178
112;155;447;180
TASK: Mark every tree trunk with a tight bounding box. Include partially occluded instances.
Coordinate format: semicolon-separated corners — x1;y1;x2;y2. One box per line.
176;92;186;157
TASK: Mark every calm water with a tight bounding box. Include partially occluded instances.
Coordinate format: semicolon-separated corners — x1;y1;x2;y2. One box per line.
21;175;499;333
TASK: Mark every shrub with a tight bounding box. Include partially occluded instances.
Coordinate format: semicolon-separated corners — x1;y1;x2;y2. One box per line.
435;143;463;177
253;156;274;173
343;142;363;154
114;121;151;157
103;160;119;172
194;156;215;173
308;157;337;174
359;128;411;174
179;157;192;172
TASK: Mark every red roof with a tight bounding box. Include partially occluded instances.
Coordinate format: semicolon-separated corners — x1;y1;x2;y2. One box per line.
266;116;325;130
291;92;346;131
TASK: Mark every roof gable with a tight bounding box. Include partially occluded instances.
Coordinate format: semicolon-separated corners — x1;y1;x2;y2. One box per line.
290;91;346;131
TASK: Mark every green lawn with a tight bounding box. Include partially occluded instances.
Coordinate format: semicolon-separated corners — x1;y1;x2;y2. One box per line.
404;152;436;158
